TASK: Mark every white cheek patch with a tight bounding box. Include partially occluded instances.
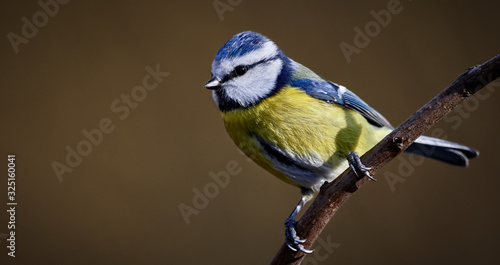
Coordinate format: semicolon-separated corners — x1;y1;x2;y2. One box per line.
224;59;283;107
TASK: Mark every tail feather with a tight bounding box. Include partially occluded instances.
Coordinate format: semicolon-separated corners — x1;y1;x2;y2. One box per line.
404;135;479;167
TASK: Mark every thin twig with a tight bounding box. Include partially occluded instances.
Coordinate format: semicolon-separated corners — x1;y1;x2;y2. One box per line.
271;54;500;265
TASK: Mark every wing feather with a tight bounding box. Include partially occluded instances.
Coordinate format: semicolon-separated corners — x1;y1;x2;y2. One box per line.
289;78;393;128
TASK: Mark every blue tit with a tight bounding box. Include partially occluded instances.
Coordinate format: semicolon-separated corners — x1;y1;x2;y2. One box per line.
204;31;479;253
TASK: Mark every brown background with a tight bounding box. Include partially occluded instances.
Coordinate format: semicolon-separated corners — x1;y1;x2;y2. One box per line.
1;0;499;264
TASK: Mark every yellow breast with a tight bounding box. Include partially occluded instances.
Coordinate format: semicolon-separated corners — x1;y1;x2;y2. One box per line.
221;86;389;187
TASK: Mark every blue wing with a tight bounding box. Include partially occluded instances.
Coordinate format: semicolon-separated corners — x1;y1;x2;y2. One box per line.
290;78;393;128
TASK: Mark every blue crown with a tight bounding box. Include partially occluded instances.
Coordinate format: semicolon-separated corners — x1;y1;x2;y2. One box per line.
214;31;271;61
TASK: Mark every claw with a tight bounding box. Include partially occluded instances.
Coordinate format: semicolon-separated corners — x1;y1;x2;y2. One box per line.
296;238;306;244
347;152;376;181
285;218;314;253
283;193;315;253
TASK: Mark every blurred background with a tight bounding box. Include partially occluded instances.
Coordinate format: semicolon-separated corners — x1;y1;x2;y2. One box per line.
1;0;499;264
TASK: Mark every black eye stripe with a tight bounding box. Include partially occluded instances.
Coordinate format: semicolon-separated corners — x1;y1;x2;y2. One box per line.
220;57;277;83
234;65;248;76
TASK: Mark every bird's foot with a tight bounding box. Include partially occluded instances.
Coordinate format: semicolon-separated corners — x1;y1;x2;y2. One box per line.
285;219;313;253
347;152;375;181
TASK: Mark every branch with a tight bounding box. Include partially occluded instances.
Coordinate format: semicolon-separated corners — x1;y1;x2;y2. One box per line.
271;54;500;265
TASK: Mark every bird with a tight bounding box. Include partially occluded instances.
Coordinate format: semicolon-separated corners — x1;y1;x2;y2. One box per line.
204;31;479;253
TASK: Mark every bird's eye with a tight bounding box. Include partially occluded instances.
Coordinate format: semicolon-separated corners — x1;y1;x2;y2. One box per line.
233;65;248;77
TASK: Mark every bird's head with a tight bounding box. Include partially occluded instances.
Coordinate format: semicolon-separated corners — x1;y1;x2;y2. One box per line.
205;31;293;111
